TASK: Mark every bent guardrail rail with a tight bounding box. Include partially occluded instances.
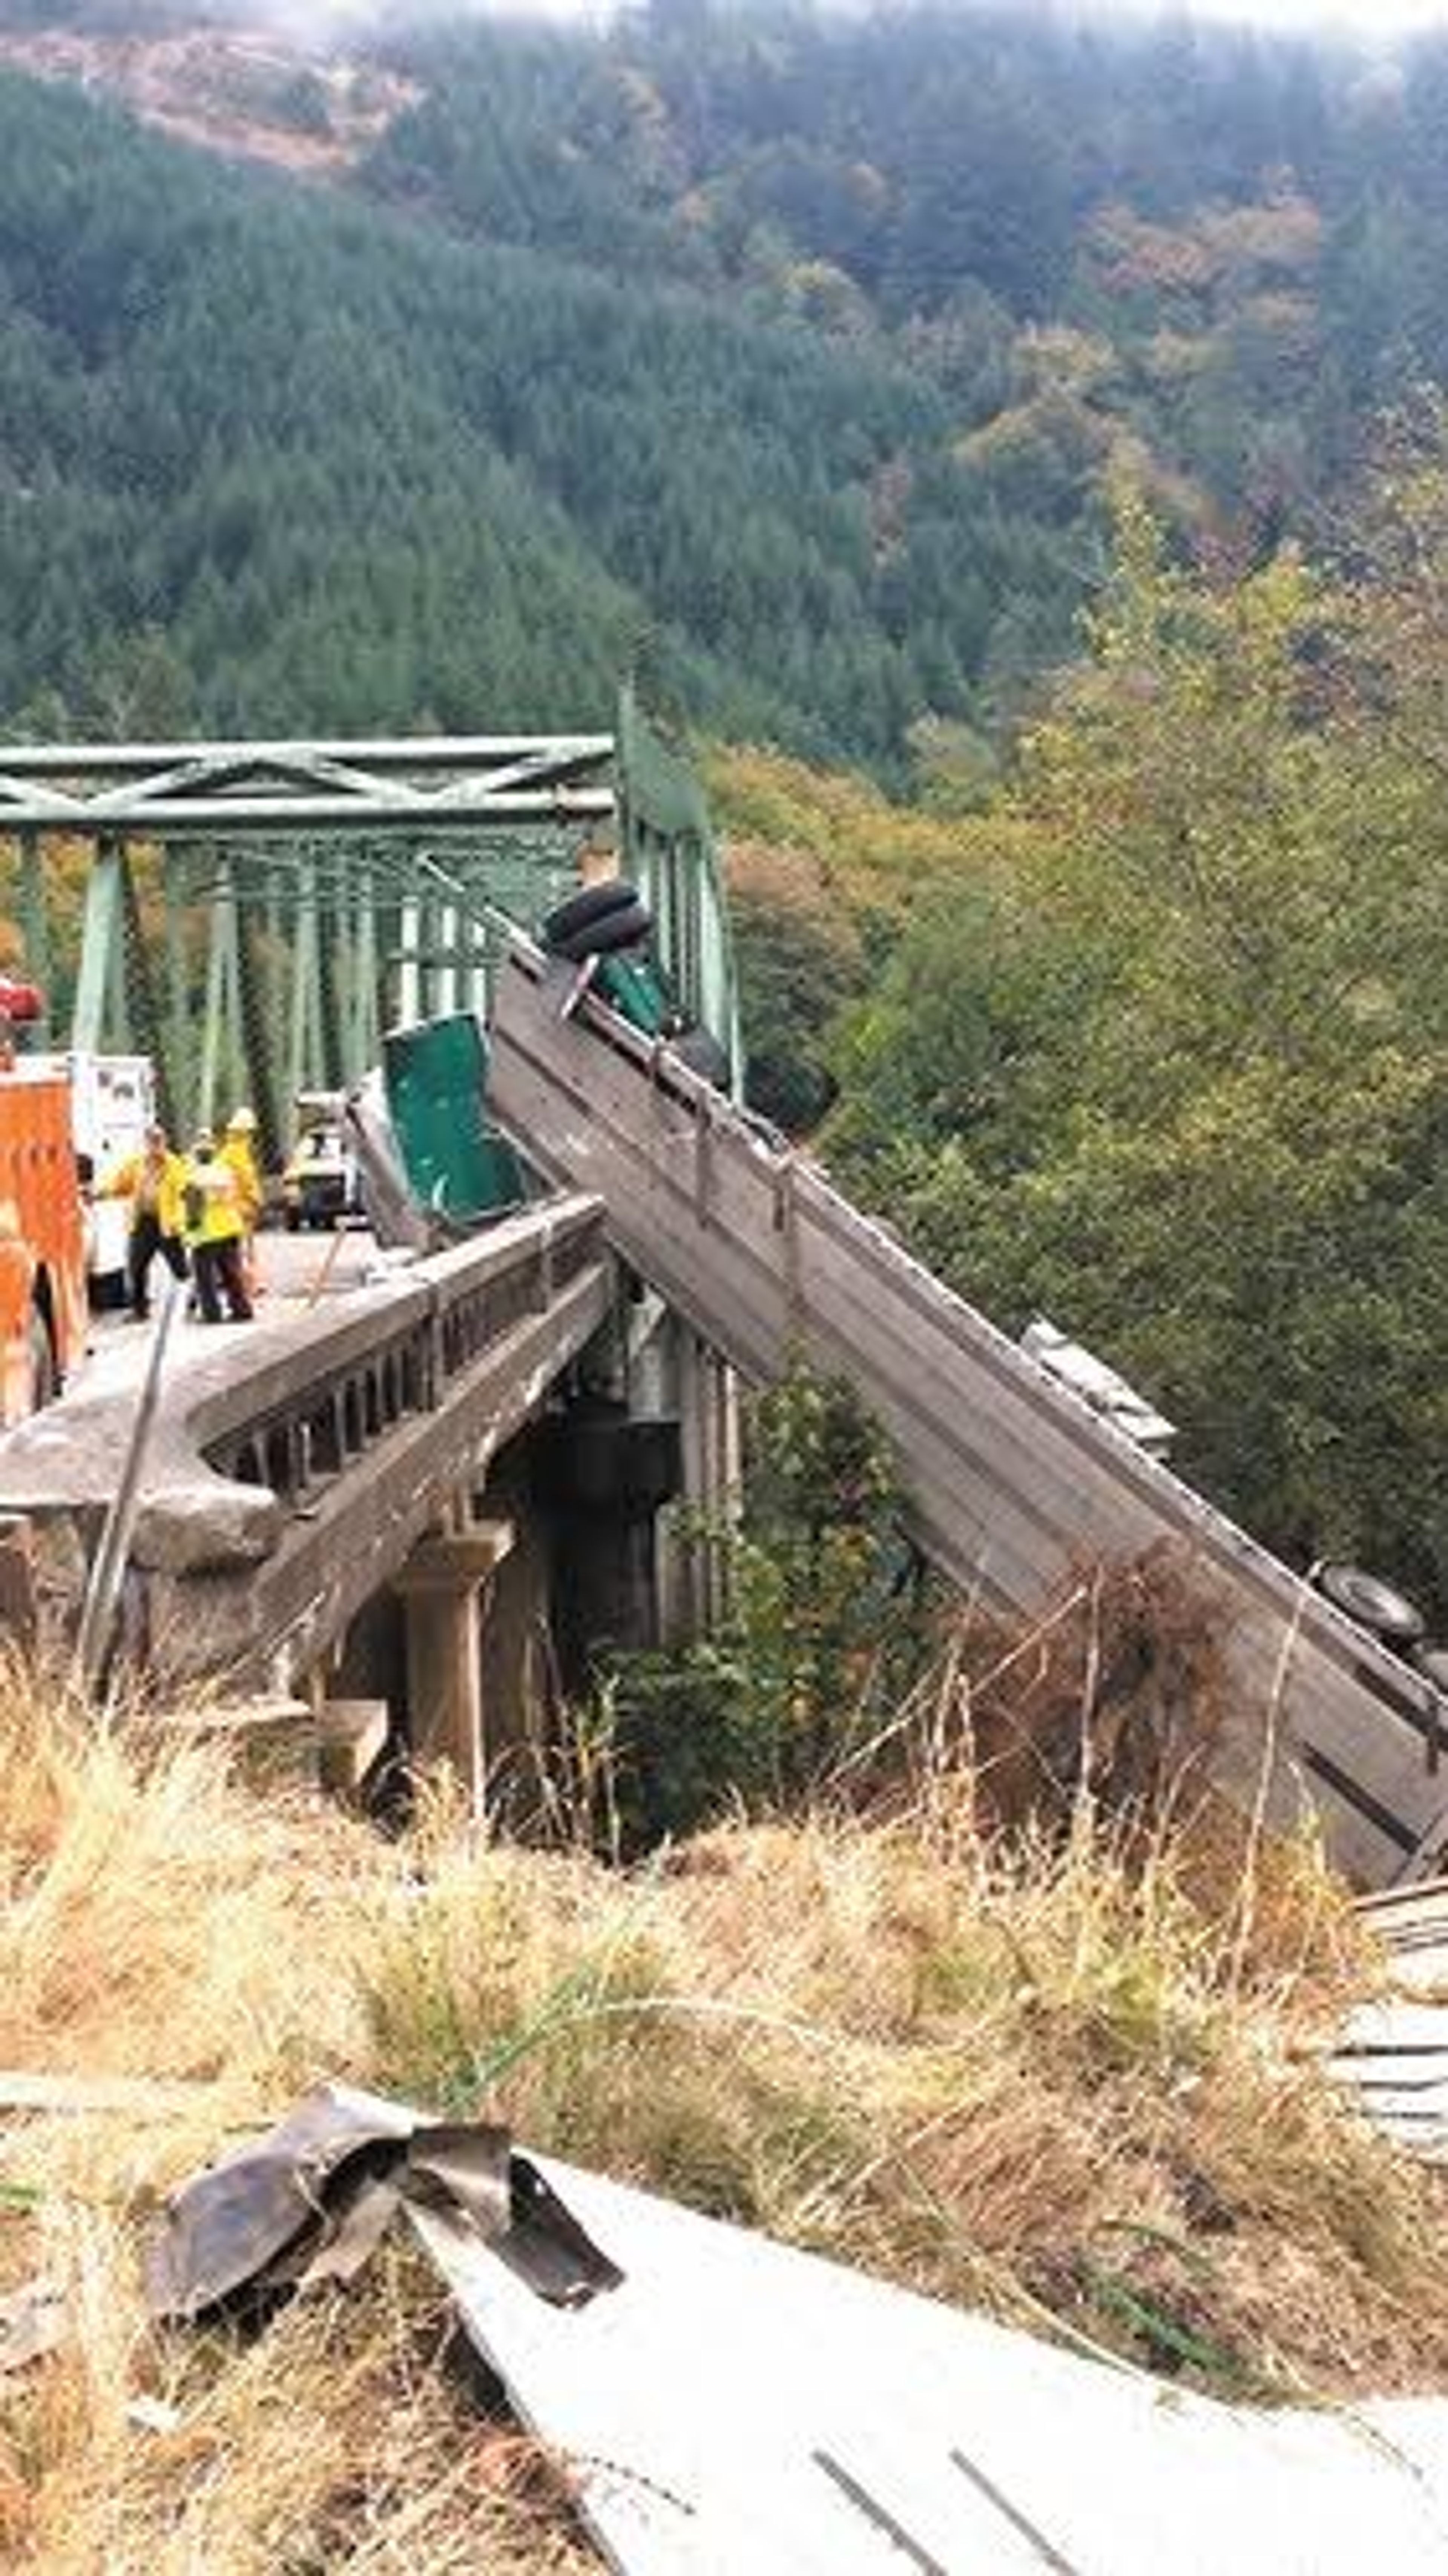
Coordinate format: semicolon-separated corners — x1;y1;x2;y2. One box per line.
0;1193;611;1688
490;939;1448;1889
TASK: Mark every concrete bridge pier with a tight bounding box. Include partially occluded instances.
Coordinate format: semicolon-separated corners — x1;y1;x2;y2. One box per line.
649;1321;739;1646
394;1516;515;1819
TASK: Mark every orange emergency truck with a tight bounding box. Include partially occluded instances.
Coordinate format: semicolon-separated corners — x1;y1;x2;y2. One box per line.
0;990;88;1424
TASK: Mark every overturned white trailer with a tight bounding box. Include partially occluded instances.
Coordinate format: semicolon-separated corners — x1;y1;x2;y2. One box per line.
489;941;1447;1891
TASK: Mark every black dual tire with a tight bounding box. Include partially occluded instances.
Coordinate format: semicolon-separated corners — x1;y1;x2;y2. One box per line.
543;879;638;942
1315;1562;1427;1647
581;899;652;956
543;880;651;961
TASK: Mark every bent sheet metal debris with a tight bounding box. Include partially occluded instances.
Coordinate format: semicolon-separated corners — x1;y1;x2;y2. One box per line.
417;2154;1448;2576
143;2081;622;2320
11;2083;1448;2570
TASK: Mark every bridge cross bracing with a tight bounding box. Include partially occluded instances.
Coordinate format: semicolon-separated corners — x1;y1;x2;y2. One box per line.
1;692;738;1161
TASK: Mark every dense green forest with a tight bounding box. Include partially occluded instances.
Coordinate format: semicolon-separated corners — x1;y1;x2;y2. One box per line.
8;4;1448;766
0;60;943;756
361;4;1448;734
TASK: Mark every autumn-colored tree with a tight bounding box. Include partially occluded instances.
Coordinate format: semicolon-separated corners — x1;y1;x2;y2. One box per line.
827;478;1448;1613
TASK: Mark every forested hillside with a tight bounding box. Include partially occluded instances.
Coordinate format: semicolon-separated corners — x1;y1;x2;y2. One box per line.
362;5;1448;725
0;59;947;756
8;4;1448;767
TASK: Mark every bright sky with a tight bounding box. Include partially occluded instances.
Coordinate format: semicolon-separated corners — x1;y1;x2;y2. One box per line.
289;0;1448;40
1108;0;1448;29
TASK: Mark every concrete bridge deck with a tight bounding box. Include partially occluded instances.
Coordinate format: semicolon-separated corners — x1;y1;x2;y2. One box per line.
0;1192;612;1695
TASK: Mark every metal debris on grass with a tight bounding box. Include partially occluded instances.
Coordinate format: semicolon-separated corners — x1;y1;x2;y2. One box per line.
143;2082;623;2323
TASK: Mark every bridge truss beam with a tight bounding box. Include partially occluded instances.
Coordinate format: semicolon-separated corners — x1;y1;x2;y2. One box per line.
2;696;740;1153
0;734;617;837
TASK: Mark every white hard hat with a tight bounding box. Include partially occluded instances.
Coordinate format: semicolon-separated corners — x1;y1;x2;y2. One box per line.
227;1106;258;1133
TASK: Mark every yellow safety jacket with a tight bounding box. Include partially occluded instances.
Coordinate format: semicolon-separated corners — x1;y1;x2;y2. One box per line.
182;1152;244;1249
98;1148;188;1240
218;1136;262;1232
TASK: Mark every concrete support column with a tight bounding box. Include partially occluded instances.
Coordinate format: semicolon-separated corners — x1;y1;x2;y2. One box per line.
659;1323;740;1643
394;1521;514;1817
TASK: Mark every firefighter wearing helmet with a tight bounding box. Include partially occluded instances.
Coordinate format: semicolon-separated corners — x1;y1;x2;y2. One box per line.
220;1106;263;1300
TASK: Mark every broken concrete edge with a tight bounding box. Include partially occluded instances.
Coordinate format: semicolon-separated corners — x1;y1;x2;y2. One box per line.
0;1195;604;1578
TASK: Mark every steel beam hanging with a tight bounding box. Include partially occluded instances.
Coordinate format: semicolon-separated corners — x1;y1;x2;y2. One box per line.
198;856;247;1133
342;866;381;1086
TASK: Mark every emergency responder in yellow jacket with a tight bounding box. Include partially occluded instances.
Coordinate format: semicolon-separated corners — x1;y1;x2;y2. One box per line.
97;1123;189;1321
183;1130;253;1323
220;1105;263;1299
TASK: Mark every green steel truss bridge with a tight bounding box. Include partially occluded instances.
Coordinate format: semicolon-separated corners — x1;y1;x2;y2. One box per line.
1;692;737;1157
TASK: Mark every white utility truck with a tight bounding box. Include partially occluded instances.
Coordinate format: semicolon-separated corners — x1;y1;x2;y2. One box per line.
29;1051;155;1306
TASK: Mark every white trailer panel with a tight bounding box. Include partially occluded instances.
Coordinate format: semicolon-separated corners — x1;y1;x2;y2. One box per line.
490;946;1448;1889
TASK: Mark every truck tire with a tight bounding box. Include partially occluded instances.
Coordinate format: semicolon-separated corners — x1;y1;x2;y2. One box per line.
24;1308;56;1413
1315;1562;1426;1647
542;881;640;950
563;898;652;959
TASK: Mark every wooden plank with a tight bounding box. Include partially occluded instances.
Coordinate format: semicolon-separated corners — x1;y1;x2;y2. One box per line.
0;2070;208;2116
1337;2001;1448;2054
1327;2063;1448;2104
1336;2091;1448;2130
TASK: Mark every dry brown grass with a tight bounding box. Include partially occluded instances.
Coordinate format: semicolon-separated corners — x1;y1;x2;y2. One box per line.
2;1644;1447;2565
2;2226;590;2571
0;1659;591;2569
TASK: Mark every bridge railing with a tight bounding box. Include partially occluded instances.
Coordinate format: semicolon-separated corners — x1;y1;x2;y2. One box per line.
0;1193;607;1578
190;1196;603;1520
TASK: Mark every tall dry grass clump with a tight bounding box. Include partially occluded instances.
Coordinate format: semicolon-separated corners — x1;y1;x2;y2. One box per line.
0;1653;591;2568
3;1638;1448;2565
357;1794;1442;2405
0;1655;370;2092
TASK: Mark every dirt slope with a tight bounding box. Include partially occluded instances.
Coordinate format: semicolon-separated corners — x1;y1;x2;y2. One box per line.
0;20;416;177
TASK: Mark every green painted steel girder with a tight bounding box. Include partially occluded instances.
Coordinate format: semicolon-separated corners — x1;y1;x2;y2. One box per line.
22;703;736;1133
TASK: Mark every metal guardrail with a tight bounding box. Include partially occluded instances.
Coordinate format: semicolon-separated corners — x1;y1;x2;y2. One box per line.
0;1188;614;1690
0;1191;605;1554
